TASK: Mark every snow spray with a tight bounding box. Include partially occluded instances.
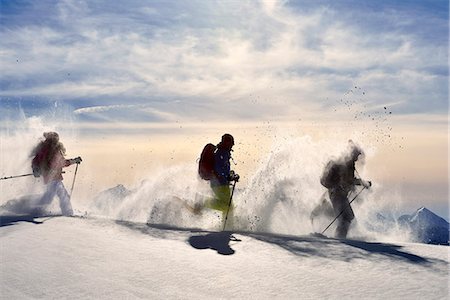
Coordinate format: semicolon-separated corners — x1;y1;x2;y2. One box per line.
85;133;411;242
232;135;411;242
1;103;411;242
0;106;79;214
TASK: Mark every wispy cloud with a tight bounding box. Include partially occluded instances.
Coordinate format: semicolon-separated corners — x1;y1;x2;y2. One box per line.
73;104;177;123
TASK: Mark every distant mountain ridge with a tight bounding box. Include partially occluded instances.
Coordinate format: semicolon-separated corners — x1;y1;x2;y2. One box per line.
91;184;132;215
398;207;449;245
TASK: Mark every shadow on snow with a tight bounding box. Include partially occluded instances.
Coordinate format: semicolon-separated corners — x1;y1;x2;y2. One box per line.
246;231;448;273
188;232;238;255
123;221;446;268
118;221;238;255
0;214;45;226
1;214;446;268
248;232;428;263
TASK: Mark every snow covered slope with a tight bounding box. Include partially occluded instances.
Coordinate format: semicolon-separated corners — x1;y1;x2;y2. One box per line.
1;215;448;299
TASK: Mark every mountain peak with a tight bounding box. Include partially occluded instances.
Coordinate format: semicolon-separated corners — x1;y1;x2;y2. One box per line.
400;207;450;245
417;207;430;214
409;206;449;232
410;206;449;229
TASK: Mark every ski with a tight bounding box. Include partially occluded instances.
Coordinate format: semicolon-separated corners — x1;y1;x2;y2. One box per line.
229;234;242;242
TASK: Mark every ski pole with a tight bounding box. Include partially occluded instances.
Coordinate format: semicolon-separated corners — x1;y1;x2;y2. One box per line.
0;173;34;180
0;171;65;181
321;186;367;235
69;163;79;198
222;180;237;231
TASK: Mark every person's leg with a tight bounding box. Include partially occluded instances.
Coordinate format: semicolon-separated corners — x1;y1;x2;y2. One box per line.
204;185;231;212
330;191;354;238
338;201;355;238
336;219;351;239
39;181;58;206
203;184;237;229
55;181;73;216
311;196;334;220
222;204;235;230
213;185;236;230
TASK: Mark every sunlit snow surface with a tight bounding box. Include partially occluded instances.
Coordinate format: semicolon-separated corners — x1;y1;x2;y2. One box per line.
0;216;448;299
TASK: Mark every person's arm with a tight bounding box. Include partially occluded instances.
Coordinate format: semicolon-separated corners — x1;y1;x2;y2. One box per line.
354;177;371;188
354;178;363;185
64;156;82;167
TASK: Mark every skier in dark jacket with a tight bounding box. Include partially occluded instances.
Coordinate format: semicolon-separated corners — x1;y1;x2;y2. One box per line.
211;134;235;186
319;141;371;238
31;132;82;216
196;134;239;224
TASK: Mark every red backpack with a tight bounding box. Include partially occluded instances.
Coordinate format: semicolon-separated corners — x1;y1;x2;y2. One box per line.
198;143;217;180
31;145;50;176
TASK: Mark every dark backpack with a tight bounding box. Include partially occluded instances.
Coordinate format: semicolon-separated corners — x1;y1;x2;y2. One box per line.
198;143;217;180
320;160;339;189
31;144;51;177
32;150;45;177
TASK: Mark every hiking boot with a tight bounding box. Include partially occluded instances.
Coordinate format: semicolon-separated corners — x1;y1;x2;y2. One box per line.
193;203;203;215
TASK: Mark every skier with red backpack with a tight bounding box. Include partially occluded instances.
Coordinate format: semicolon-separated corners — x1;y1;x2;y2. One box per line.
31;132;82;216
197;134;240;227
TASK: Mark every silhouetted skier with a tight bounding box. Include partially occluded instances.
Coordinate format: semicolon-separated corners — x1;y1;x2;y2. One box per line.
319;141;371;238
31;132;82;216
196;134;239;227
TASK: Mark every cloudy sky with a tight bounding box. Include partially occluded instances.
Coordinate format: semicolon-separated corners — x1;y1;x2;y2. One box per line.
0;0;448;217
1;0;447;123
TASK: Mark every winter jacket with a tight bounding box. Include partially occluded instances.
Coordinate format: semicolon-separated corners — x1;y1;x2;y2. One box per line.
211;147;231;186
321;160;362;195
42;150;73;184
32;146;73;184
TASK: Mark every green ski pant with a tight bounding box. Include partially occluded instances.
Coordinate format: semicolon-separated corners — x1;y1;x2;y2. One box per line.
205;185;233;217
